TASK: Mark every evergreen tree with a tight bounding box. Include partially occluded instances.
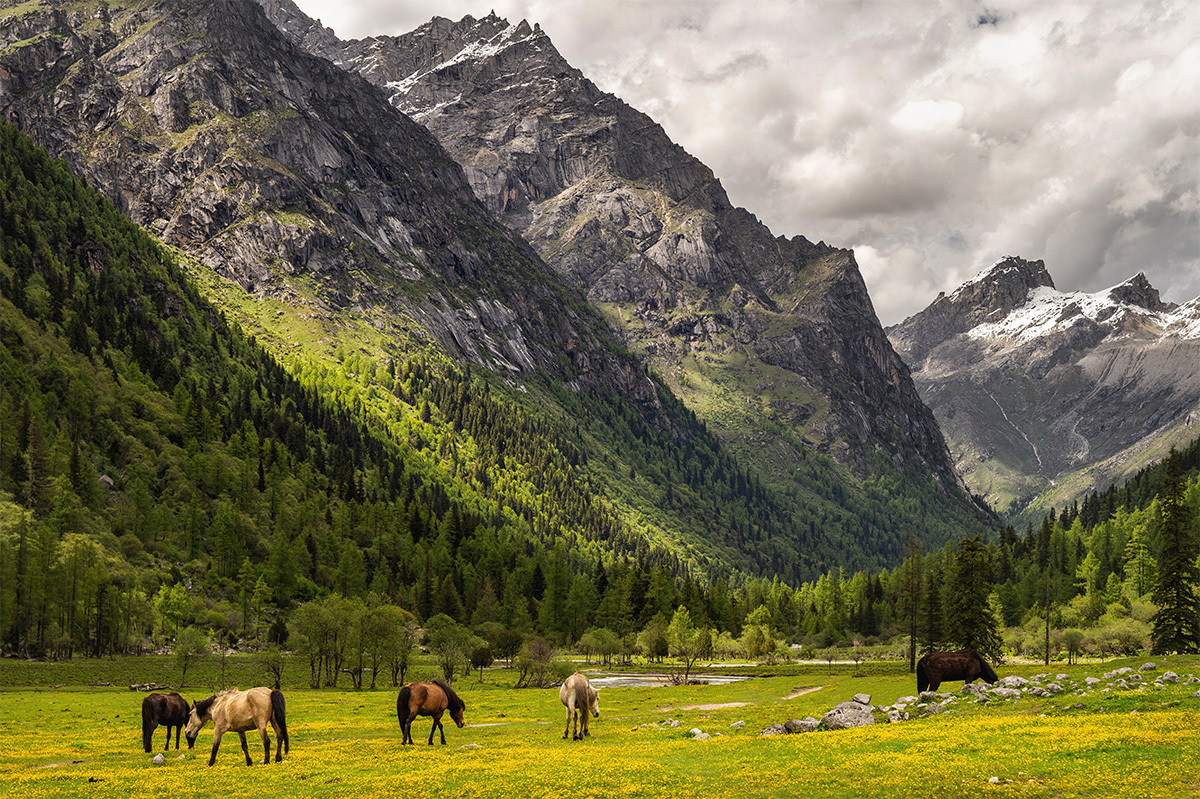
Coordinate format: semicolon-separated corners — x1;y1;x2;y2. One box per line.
1150;450;1200;654
945;535;1002;660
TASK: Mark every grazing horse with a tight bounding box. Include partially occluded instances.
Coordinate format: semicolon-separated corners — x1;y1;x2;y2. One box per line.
559;672;600;741
142;692;191;752
917;649;999;693
185;687;289;766
397;680;466;745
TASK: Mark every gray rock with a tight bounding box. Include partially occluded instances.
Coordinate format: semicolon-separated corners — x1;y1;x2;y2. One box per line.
688;728;704;737
887;710;902;723
1056;673;1070;681
729;720;746;730
1027;686;1051;698
760;724;788;736
852;693;872;706
821;701;875;730
1046;683;1064;694
895;695;919;705
458;743;481;750
1085;677;1101;686
151;754;165;765
990;687;1022;700
997;675;1028;689
691;732;711;741
922;703;946;716
1162;671;1180;683
784;717;819;733
1140;662;1157;672
1191;690;1200;699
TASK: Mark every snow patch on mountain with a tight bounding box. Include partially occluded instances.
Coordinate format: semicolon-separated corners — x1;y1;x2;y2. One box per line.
966;282;1199;345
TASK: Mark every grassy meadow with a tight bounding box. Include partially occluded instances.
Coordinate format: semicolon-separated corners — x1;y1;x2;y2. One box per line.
1;656;1197;798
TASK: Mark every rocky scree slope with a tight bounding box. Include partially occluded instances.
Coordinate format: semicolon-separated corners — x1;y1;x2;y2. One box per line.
257;4;983;525
0;0;654;402
888;256;1200;521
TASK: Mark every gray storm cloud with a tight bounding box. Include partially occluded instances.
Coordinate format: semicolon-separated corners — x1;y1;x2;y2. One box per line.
297;0;1199;325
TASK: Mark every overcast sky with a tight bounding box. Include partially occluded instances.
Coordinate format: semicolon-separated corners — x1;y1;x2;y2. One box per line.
295;0;1198;325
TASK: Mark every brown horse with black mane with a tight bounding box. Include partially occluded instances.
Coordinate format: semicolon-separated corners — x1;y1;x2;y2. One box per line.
397;680;466;745
142;692;191;752
917;649;999;693
185;687;289;766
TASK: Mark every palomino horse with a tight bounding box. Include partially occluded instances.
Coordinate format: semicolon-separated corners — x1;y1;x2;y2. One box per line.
142;692;191;752
559;672;600;740
917;649;999;693
185;687;289;766
397;680;466;745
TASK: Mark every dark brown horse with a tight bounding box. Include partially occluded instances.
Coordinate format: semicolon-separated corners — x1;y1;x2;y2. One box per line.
917;649;999;693
397;680;466;745
142;692;191;753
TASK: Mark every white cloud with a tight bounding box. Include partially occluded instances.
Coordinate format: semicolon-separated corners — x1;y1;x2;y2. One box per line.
296;0;1200;324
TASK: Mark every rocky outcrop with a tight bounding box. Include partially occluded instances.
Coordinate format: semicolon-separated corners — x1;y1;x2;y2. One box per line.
889;258;1200;520
258;4;983;519
0;0;655;403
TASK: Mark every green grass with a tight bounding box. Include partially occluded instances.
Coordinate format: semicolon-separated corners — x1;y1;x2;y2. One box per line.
2;655;1197;797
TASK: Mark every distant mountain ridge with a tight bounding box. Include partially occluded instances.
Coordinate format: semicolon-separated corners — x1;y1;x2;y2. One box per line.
256;2;984;524
889;256;1200;521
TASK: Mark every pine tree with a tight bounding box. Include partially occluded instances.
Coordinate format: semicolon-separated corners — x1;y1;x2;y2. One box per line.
1150;450;1200;654
946;535;1002;660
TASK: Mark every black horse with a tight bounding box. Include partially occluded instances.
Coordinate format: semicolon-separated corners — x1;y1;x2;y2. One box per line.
917;649;999;693
142;692;192;752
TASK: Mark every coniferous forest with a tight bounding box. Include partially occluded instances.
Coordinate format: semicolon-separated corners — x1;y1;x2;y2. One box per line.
2;117;1198;671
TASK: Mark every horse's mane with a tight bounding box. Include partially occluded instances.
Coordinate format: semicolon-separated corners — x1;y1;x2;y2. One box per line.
433;679;465;712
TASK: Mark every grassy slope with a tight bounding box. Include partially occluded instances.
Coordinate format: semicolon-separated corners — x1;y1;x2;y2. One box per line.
2;655;1197;798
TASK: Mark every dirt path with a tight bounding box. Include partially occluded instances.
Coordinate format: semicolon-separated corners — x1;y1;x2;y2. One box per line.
785;685;823;700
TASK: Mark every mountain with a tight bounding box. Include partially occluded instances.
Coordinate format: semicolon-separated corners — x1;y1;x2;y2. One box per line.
1;0;992;581
888;256;1200;522
255;5;988;527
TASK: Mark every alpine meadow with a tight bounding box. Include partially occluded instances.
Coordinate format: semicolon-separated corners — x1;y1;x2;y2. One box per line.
1;1;1197;797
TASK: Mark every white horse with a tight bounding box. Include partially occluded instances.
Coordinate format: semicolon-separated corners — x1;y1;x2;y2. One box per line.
559;672;600;740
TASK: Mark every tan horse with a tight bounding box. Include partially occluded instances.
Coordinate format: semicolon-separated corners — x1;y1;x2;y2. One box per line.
396;680;466;745
559;672;600;740
185;687;289;766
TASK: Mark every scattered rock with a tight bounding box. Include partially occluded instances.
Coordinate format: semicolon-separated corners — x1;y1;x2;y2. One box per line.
1056;673;1070;681
886;710;902;723
922;703;947;716
458;744;481;750
1028;687;1051;698
852;693;872;706
760;724;787;736
990;687;1022;700
895;695;918;705
988;776;1000;784
1139;662;1157;672
1162;672;1181;683
821;701;875;730
997;675;1028;689
729;720;745;730
784;717;819;733
1191;690;1200;699
151;754;165;765
1046;683;1064;694
691;731;711;741
1085;677;1101;686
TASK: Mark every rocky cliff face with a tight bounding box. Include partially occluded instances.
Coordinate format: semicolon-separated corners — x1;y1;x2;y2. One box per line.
889;257;1200;521
0;0;654;400
258;4;974;503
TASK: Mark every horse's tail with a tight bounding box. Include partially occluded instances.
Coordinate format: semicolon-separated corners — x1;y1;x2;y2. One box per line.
270;690;289;755
397;684;412;726
141;698;154;753
916;656;929;693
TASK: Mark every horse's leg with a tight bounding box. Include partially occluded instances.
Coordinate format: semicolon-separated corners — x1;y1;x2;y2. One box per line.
208;729;224;767
563;703;572;739
582;710;589;739
402;712;414;745
259;722;271;765
239;731;252;766
173;723;180;750
271;718;284;762
161;724;169;751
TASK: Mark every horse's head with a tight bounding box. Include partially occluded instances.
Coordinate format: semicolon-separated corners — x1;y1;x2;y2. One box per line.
450;697;466;728
184;697;213;748
588;687;600;718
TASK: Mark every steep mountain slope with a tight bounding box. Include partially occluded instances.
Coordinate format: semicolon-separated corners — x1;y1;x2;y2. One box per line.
255;5;987;529
0;0;642;396
888;256;1200;522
